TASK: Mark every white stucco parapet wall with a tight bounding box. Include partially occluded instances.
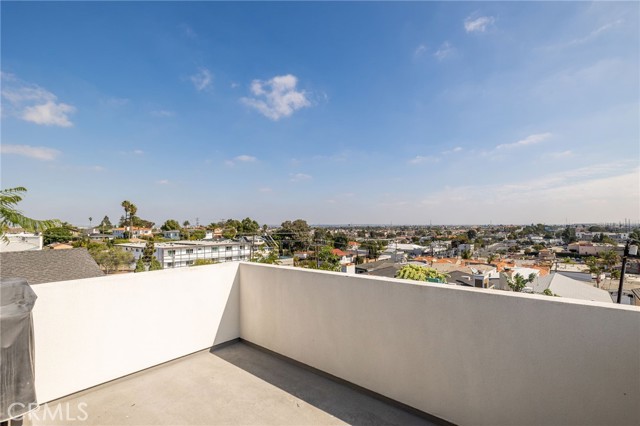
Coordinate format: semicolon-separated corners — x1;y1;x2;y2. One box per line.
31;262;639;426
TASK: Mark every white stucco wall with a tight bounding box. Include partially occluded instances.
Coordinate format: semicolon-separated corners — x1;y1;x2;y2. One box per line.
239;263;640;426
31;262;240;403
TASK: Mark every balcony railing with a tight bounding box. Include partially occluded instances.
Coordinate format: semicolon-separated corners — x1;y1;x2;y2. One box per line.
29;262;640;425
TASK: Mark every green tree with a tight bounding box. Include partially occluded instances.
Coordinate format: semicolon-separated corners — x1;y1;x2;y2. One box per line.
1;187;59;240
333;233;349;250
254;251;280;265
161;219;181;231
121;201;133;238
316;246;341;271
276;219;312;253
487;254;497;264
395;265;448;283
98;215;113;233
141;240;155;264
93;247;134;274
506;273;535;292
240;217;260;234
149;257;163;271
584;256;604;288
43;226;74;245
192;259;215;266
461;250;472;260
190;229;206;240
134;257;146;272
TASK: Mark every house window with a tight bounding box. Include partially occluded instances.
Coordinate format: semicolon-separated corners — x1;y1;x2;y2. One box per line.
167;250;175;256
211;247;218;251
226;246;232;251
186;249;194;254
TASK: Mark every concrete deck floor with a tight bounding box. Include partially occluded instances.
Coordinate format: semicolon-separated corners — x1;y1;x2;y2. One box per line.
26;342;435;426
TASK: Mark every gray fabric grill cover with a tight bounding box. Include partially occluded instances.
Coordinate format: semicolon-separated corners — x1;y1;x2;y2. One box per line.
1;277;37;421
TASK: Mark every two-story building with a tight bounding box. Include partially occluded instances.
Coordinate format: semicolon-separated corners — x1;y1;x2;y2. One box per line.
112;227;153;239
117;240;251;268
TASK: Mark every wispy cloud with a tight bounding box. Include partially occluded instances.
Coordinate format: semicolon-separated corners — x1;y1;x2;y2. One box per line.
549;150;573;159
150;110;175;117
419;163;639;222
1;144;61;161
133;149;144;155
434;42;454;61
157;179;170;185
179;23;197;39
464;15;495;33
548;19;623;50
190;67;212;91
241;74;311;120
1;73;76;127
290;173;312;182
408;155;440;165
442;147;463;155
496;133;552;150
413;44;427;59
225;154;257;167
235;155;257;162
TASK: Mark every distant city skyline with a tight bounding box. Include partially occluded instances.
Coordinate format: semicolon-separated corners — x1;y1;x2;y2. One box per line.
1;1;638;225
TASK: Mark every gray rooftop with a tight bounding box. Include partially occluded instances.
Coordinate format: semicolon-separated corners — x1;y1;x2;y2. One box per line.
0;248;104;285
33;342;435;426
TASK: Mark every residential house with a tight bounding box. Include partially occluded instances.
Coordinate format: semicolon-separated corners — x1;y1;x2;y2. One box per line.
112;227;153;239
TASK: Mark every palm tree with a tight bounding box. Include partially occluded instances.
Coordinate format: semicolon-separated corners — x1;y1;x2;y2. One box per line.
89;216;93;229
1;187;59;241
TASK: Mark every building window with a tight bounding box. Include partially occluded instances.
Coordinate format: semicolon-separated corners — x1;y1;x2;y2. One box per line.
226;246;232;251
168;250;175;256
186;260;194;265
211;247;218;252
226;257;232;261
167;262;173;268
186;249;194;254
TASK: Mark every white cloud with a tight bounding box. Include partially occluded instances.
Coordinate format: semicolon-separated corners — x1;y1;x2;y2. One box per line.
496;133;552;150
190;67;212;91
408;155;440;165
241;74;311;120
434;42;454;61
235;155;257;162
549;150;573;159
443;147;463;155
157;179;170;185
133;149;144;155
0;144;61;161
290;173;312;182
1;74;76;127
225;155;257;167
151;110;175;117
464;16;495;33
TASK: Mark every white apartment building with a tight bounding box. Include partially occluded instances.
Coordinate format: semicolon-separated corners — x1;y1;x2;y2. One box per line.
117;240;251;268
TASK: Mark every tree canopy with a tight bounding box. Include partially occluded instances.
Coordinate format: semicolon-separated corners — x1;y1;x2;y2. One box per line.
1;187;59;240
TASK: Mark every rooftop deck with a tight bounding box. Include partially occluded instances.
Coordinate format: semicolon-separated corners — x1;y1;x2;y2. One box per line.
32;342;432;426
22;262;640;425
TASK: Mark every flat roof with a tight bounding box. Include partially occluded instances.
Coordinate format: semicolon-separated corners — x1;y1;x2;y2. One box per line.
32;342;434;426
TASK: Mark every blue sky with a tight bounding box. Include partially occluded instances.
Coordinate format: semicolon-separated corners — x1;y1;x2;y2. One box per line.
1;1;638;226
